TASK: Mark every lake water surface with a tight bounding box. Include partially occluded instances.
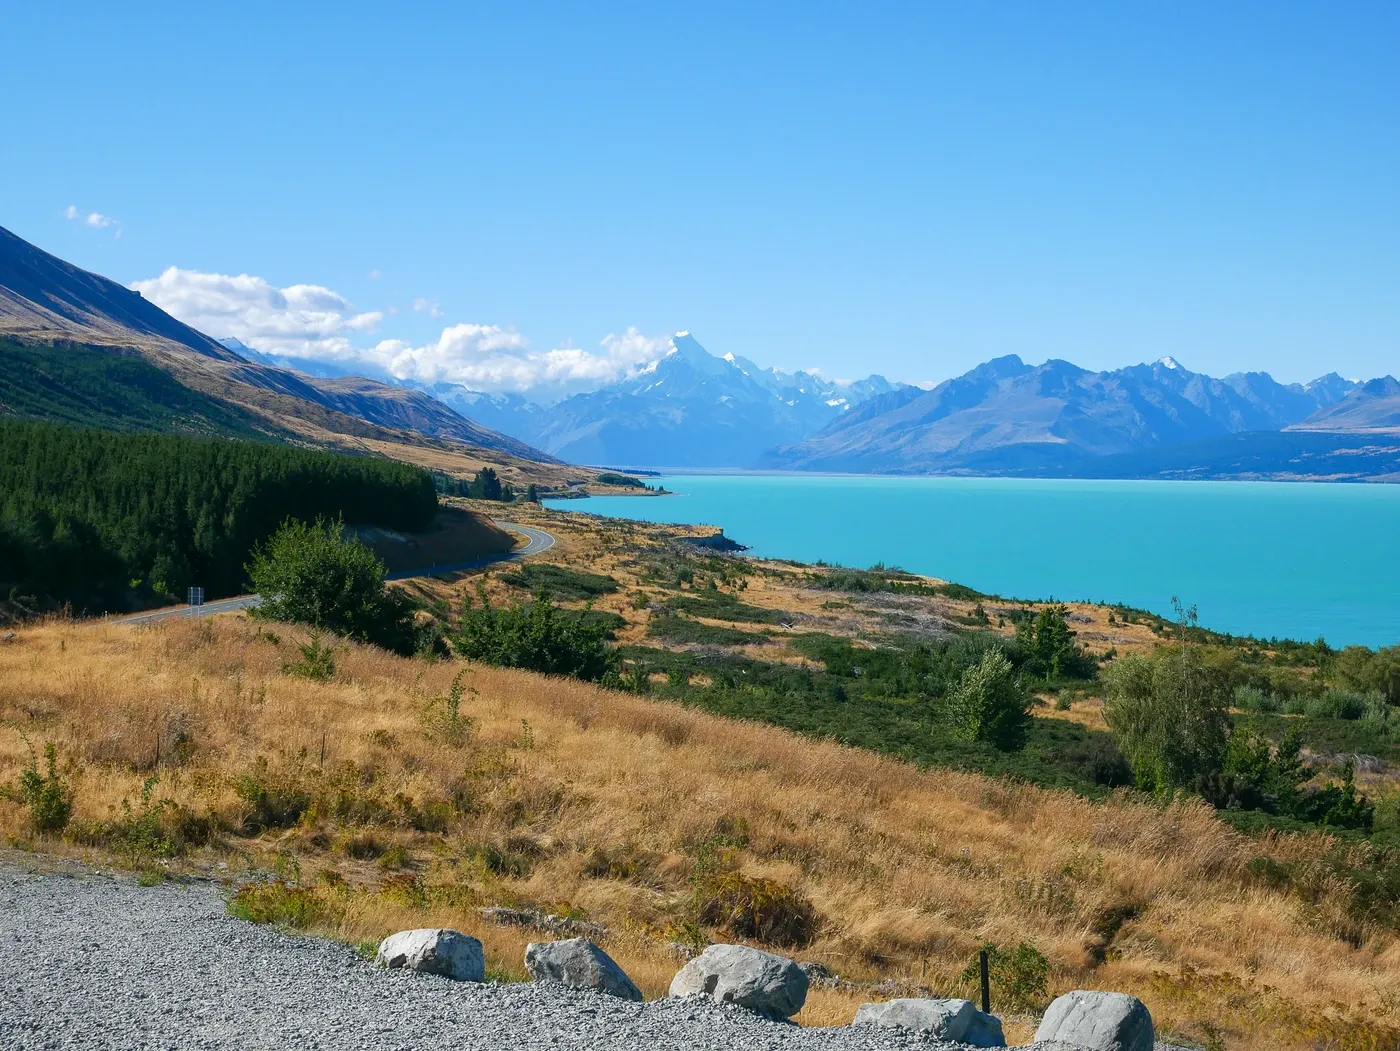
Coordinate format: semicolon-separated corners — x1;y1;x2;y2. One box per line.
548;475;1400;648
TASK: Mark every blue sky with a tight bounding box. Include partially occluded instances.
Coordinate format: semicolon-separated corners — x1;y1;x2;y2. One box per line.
4;2;1397;394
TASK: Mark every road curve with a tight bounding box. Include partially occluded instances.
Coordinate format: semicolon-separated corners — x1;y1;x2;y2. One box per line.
114;520;555;626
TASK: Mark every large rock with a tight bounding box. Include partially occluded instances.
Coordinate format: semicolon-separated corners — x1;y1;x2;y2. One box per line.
668;944;808;1018
963;1007;1007;1047
854;998;1005;1045
376;928;484;982
525;938;642;1001
854;998;974;1038
1034;990;1154;1051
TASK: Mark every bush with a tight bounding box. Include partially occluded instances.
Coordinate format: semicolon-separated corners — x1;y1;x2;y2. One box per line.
248;518;422;655
1102;648;1231;793
1306;689;1368;721
284;631;336;681
233;757;313;834
71;777;216;861
958;941;1050;1012
454;589;617;682
15;741;73;834
499;564;619;602
647;615;767;647
228;880;327;929
696;871;819;948
1063;735;1134;787
945;649;1032;752
1234;684;1280;713
1016;604;1097;681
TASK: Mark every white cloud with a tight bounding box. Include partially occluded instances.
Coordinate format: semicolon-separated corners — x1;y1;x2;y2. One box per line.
130;268;377;362
129;267;670;396
368;269;382;280
64;204;121;238
412;297;443;318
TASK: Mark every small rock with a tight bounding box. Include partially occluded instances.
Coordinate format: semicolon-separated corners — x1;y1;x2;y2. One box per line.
668;943;808;1018
1034;990;1154;1051
524;938;642;1001
796;961;839;989
375;929;484;982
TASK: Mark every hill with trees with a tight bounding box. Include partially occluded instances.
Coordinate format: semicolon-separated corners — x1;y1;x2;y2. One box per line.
0;419;437;616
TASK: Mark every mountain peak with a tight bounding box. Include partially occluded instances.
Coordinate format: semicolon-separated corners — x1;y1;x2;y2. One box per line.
1158;356;1182;370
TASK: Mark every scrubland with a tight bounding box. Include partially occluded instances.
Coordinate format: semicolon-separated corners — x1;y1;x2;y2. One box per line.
2;615;1399;1050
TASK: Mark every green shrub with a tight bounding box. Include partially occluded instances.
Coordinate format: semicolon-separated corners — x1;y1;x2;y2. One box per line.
421;669;477;746
228;880;327;929
1063;735;1134;787
1015;604;1097;681
958;941;1050;1011
945;649;1032;752
233;757;313;834
1306;689;1368;721
248;518;422;655
696;871;819;948
499;563;619;601
663;592;786;624
647;615;767;647
16;741;73;834
70;776;216;860
1102;648;1231;793
454;589;617;681
284;631;336;681
1234;684;1280;713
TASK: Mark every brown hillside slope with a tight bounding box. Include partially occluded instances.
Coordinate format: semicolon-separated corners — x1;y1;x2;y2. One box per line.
0;224;557;463
1;617;1396;1049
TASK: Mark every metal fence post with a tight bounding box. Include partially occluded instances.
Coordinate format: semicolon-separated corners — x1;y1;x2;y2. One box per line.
979;949;991;1013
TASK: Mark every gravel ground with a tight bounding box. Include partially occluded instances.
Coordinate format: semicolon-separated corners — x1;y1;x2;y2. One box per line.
0;864;1152;1051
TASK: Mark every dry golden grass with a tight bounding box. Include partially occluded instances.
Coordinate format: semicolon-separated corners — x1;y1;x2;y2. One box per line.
2;616;1398;1047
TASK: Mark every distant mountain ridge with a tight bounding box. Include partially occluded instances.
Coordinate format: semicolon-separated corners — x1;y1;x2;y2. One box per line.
761;353;1393;474
420;333;906;467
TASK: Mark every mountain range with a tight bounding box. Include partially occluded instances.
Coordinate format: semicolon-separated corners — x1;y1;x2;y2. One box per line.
759;354;1390;474
416;333;905;468
2;222;1397;480
398;337;1400;479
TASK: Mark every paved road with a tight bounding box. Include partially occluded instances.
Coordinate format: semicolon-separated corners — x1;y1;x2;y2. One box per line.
115;521;556;626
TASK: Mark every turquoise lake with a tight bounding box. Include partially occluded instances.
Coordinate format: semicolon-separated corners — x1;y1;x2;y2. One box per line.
547;475;1400;648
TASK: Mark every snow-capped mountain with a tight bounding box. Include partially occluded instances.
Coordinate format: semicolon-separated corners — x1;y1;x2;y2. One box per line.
514;332;907;467
761;354;1367;473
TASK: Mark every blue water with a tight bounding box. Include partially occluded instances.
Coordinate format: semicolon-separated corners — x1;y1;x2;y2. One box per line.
547;475;1400;648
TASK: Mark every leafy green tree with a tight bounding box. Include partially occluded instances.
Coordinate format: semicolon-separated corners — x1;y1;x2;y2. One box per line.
247;518;420;655
1016;604;1096;681
468;467;503;501
1334;645;1400;705
453;588;617;681
525;484;539;503
945;649;1032;751
1102;647;1231;793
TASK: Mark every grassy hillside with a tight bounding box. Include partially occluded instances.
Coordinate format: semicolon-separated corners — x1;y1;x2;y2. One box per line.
0;338;272;437
1;615;1395;1051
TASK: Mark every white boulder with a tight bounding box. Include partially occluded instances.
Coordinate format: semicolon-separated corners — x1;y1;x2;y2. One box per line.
854;998;974;1038
854;998;1005;1045
525;938;642;1001
376;928;485;982
668;943;808;1018
1034;990;1154;1051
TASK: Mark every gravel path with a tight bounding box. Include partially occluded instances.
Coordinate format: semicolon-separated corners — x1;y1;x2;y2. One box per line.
0;865;995;1051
